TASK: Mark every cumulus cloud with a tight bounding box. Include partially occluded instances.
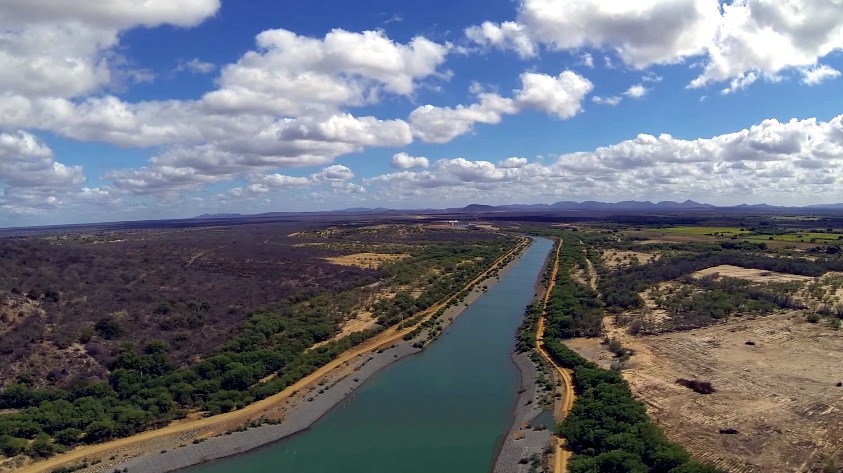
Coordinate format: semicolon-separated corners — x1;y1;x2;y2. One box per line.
392;152;430;169
0;0;220;99
221;164;362;201
203;28;449;115
468;0;843;91
0;132;92;217
515;71;594;118
467;0;719;67
0;132;85;189
277;114;412;147
624;84;648;99
410;71;591;143
367;114;843;206
498;157;528;168
409;93;519;143
801;64;841;85
313;164;354;182
690;1;843;90
465;21;536;58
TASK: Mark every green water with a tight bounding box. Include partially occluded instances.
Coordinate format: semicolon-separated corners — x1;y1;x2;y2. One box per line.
188;238;552;473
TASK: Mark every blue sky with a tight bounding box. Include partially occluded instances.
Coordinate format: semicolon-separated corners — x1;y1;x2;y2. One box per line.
1;0;843;226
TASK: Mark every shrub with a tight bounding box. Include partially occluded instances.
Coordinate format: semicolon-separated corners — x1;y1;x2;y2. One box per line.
676;378;716;394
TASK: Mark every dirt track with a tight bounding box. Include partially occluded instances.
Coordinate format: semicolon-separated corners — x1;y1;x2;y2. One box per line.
18;238;529;473
535;239;575;473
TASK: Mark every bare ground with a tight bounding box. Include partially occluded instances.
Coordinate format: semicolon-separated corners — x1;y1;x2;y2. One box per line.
692;265;816;284
569;312;843;472
602;250;661;269
323;252;409;269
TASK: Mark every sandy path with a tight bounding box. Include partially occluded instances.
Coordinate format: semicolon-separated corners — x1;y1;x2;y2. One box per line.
584;253;597;292
19;238;529;473
534;239;575;473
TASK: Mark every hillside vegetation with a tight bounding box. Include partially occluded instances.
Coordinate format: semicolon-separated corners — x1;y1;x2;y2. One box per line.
0;223;516;462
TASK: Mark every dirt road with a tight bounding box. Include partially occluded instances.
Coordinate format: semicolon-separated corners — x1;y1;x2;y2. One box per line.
20;238;529;473
535;238;575;473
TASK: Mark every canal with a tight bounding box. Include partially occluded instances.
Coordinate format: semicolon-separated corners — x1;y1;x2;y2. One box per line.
186;237;553;473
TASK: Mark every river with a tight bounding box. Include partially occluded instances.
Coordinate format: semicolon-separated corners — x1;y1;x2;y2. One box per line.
185;237;553;473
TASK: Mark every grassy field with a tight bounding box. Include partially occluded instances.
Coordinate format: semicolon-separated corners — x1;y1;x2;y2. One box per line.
657;226;843;243
658;226;750;237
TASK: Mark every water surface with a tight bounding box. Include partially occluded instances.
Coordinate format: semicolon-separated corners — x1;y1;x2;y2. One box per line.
187;237;552;473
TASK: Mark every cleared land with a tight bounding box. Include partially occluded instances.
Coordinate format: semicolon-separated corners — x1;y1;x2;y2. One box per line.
323;252;409;269
602;250;661;268
692;265;816;284
604;313;843;473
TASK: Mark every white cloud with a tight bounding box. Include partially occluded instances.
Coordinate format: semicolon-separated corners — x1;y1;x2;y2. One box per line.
367;114;843;206
221;164;361;201
499;157;528;168
580;53;594;68
176;58;216;74
690;1;843;90
252;174;313;189
0;0;221;28
592;96;622;106
0;132;93;217
392;152;430;169
801;64;841;85
624;84;648;99
465;21;536;58
0;0;220;99
203;28;450;115
468;0;720;68
515;71;594;119
0;132;85;189
410;71;591;143
277;114;412;147
469;0;843;91
721;72;759;94
313;164;354;182
409;93;519;143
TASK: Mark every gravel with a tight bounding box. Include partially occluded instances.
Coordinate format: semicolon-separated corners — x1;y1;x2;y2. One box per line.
492;351;553;473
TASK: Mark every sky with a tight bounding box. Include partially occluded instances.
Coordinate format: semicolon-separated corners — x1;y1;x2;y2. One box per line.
1;0;843;226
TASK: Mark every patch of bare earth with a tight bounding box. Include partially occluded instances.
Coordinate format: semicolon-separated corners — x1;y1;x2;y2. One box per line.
571;313;843;472
324;253;409;269
602;250;661;269
692;265;816;284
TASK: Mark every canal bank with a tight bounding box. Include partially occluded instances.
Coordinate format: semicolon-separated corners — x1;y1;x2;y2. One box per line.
106;238;551;473
168;238;552;473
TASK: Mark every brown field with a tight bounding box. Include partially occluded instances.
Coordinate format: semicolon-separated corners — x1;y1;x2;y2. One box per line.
324;252;410;269
571;313;843;472
692;265;816;283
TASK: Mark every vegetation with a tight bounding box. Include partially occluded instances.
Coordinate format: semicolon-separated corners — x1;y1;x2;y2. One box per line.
535;234;605;339
544;336;721;472
0;224;518;460
522;229;723;471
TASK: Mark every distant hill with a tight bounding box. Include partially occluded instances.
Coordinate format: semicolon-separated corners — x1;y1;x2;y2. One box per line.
193;213;243;219
192;200;843;220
